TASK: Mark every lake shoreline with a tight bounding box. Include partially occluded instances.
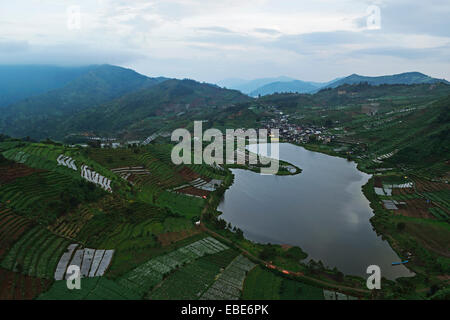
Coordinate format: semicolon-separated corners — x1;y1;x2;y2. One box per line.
217;143;414;280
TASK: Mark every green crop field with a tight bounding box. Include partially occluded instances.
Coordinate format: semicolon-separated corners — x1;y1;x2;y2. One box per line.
242;266;324;300
149;249;239;300
38;277;140;300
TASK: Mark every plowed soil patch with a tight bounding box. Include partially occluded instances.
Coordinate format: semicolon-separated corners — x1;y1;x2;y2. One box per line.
0;164;42;185
374;177;383;188
0;268;51;300
396;199;434;219
157;229;201;247
392;188;415;195
178;167;200;181
177;186;210;198
414;179;450;192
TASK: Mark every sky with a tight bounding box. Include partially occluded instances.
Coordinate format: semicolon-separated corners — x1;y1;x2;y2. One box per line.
0;0;449;83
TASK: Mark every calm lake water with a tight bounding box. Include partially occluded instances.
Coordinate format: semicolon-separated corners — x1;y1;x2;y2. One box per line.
218;143;414;279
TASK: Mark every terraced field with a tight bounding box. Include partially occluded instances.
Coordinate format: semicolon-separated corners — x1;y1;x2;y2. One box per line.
0;268;51;300
38;277;139;300
0;226;70;279
0;140;273;300
117;237;229;298
200;255;256;300
48;207;94;239
0;207;32;259
242;266;325;300
149;249;239;300
374;175;450;222
0;170;105;224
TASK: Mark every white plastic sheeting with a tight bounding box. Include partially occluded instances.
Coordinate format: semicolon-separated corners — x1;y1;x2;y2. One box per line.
80;248;96;277
56;154;77;171
54;244;114;280
81;165;112;192
95;250;114;276
89;250;105;277
54;244;78;281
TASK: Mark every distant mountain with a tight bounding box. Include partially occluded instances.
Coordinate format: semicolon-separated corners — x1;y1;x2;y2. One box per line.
244;72;449;97
217;76;296;94
323;72;449;89
224;77;345;97
0;71;249;140
249;80;321;96
0;65;169;139
0;65;98;107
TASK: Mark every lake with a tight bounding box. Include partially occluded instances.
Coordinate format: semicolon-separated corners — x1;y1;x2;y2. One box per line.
218;143;414;279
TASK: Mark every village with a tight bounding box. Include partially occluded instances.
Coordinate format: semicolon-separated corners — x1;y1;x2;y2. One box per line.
260;109;336;145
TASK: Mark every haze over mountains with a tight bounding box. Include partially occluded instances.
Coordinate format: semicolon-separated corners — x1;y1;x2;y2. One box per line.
218;72;449;97
0;64;449;142
0;65;98;107
0;65;248;140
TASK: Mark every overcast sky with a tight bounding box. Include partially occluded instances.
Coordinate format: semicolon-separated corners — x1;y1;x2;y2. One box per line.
0;0;449;83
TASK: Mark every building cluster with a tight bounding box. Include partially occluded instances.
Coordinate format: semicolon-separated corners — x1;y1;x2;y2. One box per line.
260;111;335;145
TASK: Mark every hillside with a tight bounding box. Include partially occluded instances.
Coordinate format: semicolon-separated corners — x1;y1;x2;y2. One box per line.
0;65;98;107
60;79;251;139
324;72;449;89
0;65;168;140
258;82;450;110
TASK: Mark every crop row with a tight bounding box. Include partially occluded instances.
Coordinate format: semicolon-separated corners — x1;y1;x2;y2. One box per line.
1;226;70;279
117;237;229;297
48;207;94;239
149;249;239;300
0;171;76;222
428;207;449;221
0;208;31;259
423;191;450;211
200;255;256;300
38;277;139;300
0;267;51;300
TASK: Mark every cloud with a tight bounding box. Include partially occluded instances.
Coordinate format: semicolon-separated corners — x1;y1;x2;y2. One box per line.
350;44;450;61
0;0;449;81
253;28;281;35
197;26;235;33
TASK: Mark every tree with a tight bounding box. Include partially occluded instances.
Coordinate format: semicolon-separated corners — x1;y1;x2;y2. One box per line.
397;222;406;231
259;246;277;261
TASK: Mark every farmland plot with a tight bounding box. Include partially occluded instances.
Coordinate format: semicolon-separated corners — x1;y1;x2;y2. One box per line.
243;267;325;300
0;267;51;300
0;207;31;259
323;289;357;300
48;207;94;238
0;162;41;185
118;237;228;297
149;249;238;300
200;255;256;300
38;277;139;300
0;170;100;225
111;166;151;185
1;226;70;279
